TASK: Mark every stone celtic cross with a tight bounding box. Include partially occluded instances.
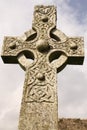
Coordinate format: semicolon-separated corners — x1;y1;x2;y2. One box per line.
1;6;84;130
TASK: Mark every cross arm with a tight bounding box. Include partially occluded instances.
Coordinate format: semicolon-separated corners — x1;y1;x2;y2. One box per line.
51;29;84;65
1;36;22;63
1;37;23;63
67;37;84;65
1;29;37;64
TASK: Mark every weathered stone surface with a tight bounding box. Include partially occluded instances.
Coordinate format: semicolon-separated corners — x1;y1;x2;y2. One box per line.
1;5;84;130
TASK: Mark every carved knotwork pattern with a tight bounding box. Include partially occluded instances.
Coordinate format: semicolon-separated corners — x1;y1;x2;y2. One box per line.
68;38;84;55
23;53;56;103
48;37;84;56
33;6;56;39
3;36;37;55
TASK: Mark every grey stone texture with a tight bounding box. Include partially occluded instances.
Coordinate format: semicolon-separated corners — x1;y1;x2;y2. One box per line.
1;5;84;130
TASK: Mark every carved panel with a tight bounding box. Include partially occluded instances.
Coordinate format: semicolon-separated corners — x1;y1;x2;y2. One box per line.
33;6;56;39
23;53;56;103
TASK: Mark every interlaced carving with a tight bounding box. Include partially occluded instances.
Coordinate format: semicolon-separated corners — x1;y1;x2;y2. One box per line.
24;63;56;103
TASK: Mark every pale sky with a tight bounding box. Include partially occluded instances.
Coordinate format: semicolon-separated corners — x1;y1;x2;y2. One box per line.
0;0;87;130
